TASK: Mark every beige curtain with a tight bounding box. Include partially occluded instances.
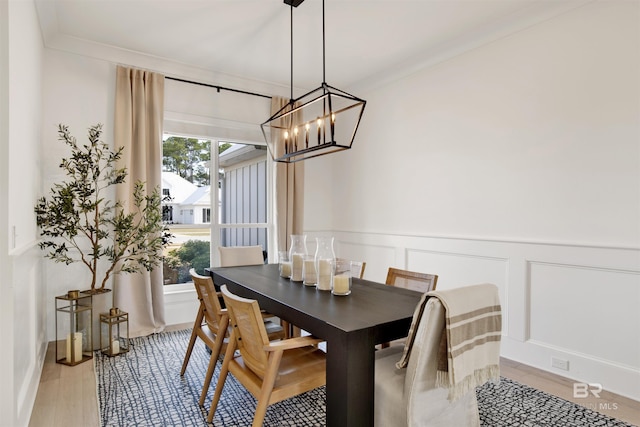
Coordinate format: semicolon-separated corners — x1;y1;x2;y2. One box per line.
272;96;304;251
114;65;165;337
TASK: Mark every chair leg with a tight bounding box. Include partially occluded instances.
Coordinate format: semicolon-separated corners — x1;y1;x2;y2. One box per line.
251;350;283;427
207;333;236;423
199;352;218;407
181;305;204;376
199;316;228;406
281;320;291;339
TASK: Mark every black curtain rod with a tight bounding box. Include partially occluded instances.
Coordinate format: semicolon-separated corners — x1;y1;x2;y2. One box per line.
165;76;272;100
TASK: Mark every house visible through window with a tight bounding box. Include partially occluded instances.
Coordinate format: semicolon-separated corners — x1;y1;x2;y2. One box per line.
161;134;269;284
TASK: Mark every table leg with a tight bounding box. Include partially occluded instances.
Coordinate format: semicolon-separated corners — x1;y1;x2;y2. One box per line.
326;329;375;427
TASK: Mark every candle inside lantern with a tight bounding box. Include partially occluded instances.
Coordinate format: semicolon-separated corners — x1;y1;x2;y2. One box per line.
112;339;120;355
332;274;351;295
66;332;83;363
305;123;310;148
293;126;299;151
317;119;322;144
284;130;289;154
330;113;335;142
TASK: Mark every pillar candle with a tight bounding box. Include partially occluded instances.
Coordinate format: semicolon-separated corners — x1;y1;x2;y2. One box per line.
279;261;292;278
66;332;83;363
112;339;120;355
291;254;304;282
333;274;351;295
317;259;333;291
303;258;317;286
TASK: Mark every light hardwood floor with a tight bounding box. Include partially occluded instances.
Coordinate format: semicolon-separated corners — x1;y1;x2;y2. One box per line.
28;327;639;427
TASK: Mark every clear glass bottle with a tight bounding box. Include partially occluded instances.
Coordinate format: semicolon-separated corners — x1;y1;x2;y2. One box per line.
289;234;307;282
315;237;335;291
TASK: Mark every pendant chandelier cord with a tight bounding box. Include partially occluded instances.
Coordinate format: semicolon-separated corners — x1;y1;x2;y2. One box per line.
290;3;294;102
322;0;326;84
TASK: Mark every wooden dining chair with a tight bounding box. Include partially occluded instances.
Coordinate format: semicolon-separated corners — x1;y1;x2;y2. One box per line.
180;269;230;408
208;285;326;426
181;269;285;411
386;267;438;293
380;268;438;348
336;258;367;279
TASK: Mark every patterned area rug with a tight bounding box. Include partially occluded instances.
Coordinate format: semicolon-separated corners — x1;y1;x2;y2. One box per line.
94;329;634;427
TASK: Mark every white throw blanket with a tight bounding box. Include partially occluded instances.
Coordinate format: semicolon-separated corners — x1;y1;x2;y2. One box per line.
429;283;502;401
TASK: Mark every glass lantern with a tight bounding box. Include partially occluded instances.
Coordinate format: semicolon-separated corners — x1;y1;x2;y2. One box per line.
55;290;93;366
289;234;307;282
315;237;335;291
99;307;129;356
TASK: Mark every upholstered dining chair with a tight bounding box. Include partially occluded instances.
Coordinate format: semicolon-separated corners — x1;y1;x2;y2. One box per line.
218;245;265;267
380;268;438;348
181;269;284;411
374;284;502;427
209;285;327;426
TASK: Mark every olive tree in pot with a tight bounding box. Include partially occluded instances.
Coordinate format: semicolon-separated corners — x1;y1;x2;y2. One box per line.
35;124;171;345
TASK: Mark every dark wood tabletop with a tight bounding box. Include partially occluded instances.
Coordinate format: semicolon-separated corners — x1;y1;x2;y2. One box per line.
209;263;421;427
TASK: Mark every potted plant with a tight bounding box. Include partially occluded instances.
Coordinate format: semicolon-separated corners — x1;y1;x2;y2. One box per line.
35;123;171;297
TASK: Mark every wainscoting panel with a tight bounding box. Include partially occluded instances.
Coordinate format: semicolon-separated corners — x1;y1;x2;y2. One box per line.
335;239;397;280
528;261;640;368
306;230;640;401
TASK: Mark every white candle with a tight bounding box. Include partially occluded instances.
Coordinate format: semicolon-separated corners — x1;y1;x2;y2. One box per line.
303;259;317;286
279;261;292;278
112;339;120;355
317;259;333;291
333;274;351;295
66;332;82;363
291;254;303;282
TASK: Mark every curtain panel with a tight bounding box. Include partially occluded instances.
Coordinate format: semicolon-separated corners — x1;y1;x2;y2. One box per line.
114;65;166;337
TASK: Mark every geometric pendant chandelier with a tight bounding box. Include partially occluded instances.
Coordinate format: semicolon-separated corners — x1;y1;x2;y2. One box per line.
261;0;366;163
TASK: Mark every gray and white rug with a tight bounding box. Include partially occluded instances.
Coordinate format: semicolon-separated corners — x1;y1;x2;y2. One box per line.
94;329;635;427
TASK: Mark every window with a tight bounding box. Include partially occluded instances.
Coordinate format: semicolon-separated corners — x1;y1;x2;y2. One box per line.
162;134;270;284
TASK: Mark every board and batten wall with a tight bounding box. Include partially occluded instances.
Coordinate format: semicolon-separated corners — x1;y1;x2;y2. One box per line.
304;0;640;401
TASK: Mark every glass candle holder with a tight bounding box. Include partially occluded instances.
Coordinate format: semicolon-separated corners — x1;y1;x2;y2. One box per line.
289;234;307;282
303;254;317;286
332;272;351;296
279;251;292;278
315;237;335;291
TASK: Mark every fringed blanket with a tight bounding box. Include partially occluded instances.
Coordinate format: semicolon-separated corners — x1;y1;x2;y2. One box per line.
430;283;502;401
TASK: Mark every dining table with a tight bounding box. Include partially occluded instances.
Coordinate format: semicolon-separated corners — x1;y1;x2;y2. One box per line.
208;263;422;427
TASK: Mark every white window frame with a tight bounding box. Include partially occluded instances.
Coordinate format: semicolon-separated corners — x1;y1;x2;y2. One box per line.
210;138;274;267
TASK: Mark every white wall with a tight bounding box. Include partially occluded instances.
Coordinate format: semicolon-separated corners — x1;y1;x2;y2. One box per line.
305;0;640;400
1;1;46;426
39;40;284;341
